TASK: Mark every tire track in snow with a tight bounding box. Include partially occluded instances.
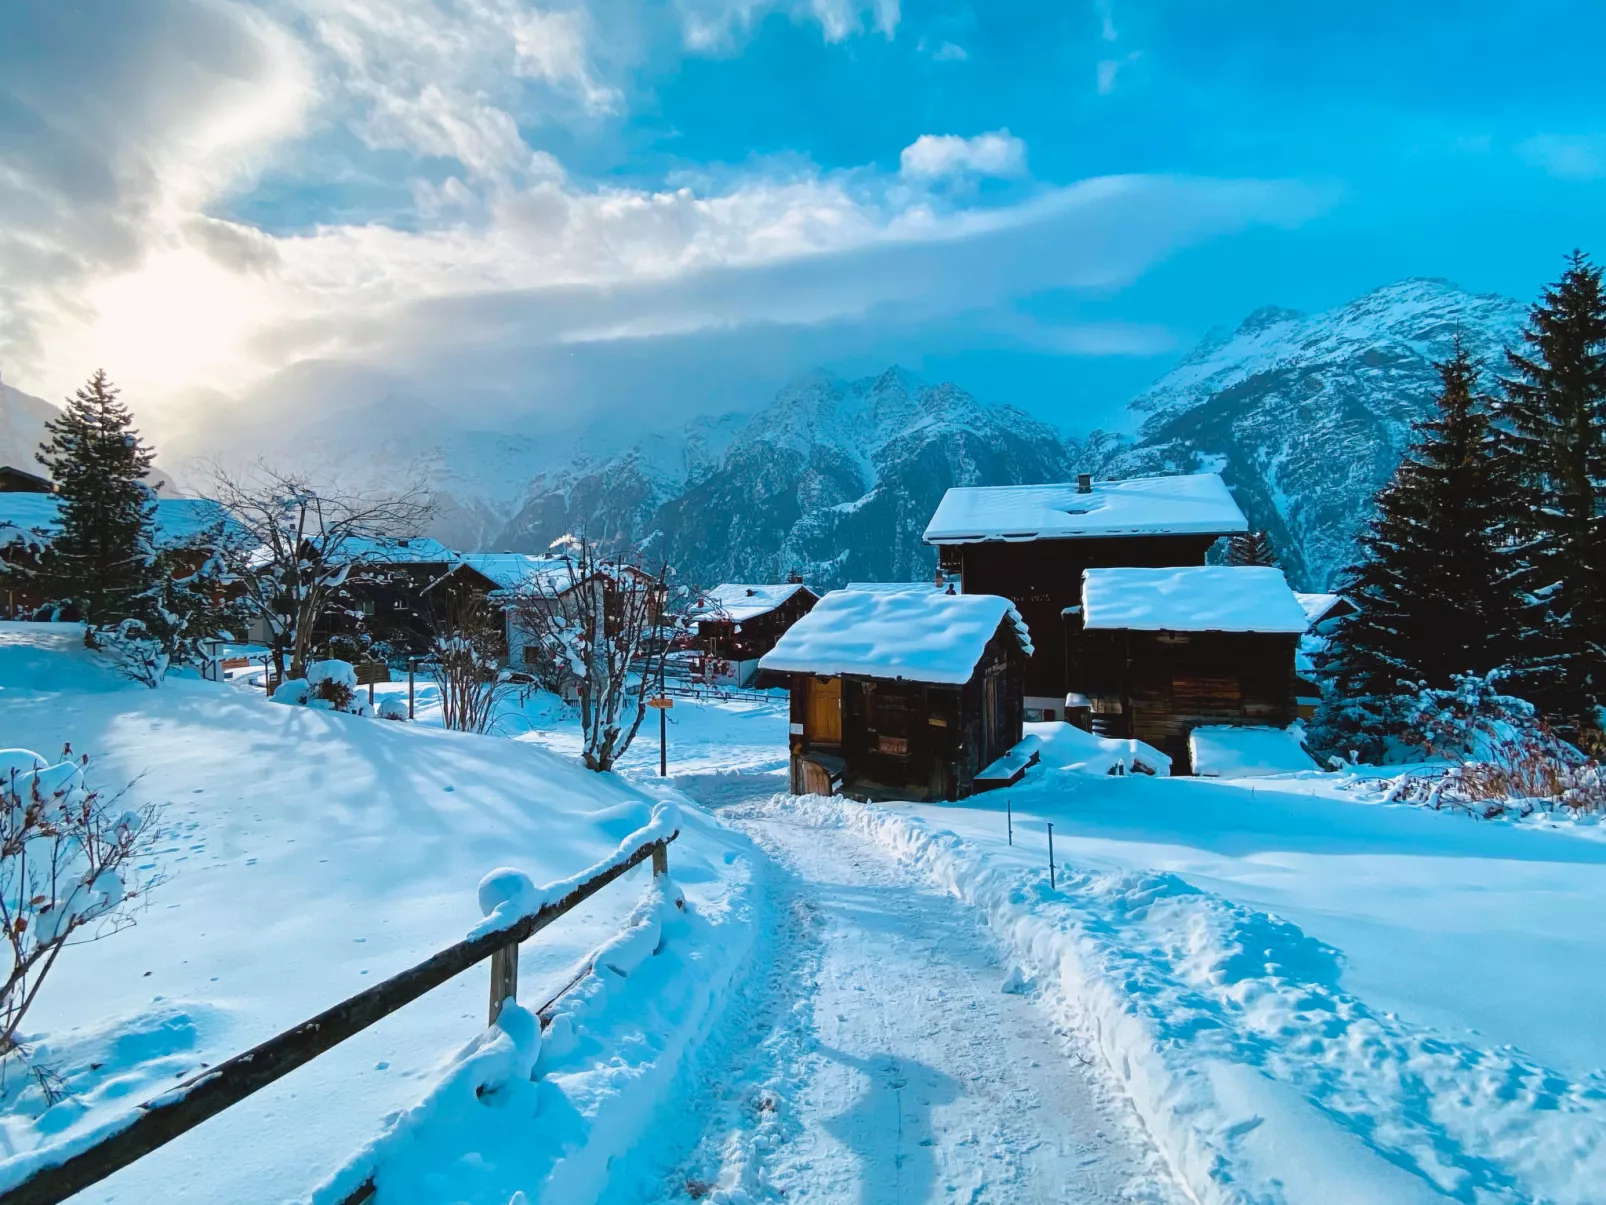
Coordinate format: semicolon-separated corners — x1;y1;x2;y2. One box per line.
648;778;1181;1204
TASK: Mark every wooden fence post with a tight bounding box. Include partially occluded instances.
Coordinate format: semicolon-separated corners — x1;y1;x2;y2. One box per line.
651;841;668;877
488;942;518;1025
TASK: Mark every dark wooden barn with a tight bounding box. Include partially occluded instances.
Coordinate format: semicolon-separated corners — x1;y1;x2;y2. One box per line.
1066;566;1308;772
692;582;819;683
758;589;1033;802
923;473;1247;722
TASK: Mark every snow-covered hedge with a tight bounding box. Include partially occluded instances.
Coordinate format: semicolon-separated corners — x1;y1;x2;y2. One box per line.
271;660;372;717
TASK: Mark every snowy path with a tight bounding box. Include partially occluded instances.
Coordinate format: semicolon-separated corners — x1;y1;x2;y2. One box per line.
649;777;1178;1205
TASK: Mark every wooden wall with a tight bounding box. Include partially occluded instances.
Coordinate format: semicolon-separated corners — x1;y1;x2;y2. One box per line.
943;534;1220;701
1069;627;1298;771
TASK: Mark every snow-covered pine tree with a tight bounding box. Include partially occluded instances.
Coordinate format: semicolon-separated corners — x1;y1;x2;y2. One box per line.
1226;530;1277;567
1317;340;1516;757
35;370;160;626
1495;252;1606;725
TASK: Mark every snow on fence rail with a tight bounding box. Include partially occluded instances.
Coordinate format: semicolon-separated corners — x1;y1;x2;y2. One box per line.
0;809;682;1205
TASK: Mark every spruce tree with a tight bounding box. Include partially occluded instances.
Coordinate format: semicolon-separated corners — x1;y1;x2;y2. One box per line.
1318;341;1516;755
36;370;160;625
1226;530;1277;567
1496;252;1606;724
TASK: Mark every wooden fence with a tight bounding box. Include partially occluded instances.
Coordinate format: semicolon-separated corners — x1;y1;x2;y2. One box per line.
0;829;679;1205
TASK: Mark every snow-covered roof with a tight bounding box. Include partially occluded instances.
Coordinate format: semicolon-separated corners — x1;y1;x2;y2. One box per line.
330;534;458;565
758;590;1032;685
842;581;947;595
457;553;570;592
923;473;1247;544
1081;566;1308;633
0;494;235;548
1293;592;1353;629
694;582;813;622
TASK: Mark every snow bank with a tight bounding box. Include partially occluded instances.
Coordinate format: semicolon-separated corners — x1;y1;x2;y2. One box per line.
1026;721;1171;777
1189;725;1317;777
756;794;1606;1205
308;868;758;1205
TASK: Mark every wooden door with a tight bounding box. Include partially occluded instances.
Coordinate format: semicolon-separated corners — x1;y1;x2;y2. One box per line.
807;676;842;745
980;670;1000;767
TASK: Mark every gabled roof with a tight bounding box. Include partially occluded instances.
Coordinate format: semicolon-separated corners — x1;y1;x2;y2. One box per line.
0;465;53;492
456;553;571;592
694;582;815;622
758;589;1032;685
923;473;1247;544
1081;566;1308;634
329;535;458;566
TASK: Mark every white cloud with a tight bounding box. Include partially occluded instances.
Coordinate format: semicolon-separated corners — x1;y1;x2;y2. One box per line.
1097;50;1140;95
1518;134;1606;181
679;0;898;51
899;130;1028;181
929;40;968;62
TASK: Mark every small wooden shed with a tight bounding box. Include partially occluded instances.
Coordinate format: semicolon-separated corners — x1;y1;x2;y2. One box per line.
1066;566;1308;773
758;589;1033;803
692;582;819;683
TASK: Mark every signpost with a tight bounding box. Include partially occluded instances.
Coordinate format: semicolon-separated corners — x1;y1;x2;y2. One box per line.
647;696;673;776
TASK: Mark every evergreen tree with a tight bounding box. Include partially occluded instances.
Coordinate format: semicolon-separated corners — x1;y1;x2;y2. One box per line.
1495;252;1606;724
1226;530;1277;567
1317;341;1516;756
35;370;160;625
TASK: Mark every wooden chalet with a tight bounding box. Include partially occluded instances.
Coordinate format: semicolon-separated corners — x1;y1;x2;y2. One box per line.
923;473;1248;722
759;589;1033;803
692;582;819;684
1066;566;1308;772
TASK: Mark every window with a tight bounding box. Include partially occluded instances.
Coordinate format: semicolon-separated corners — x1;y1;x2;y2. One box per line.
360;600;375;617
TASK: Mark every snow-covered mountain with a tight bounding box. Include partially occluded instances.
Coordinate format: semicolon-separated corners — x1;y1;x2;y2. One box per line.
495;368;1078;587
1119;278;1529;588
0;373;56;474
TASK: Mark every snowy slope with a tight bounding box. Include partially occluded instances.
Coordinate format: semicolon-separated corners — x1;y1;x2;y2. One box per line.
0;623;758;1204
1120;278;1528;588
0;374;56;475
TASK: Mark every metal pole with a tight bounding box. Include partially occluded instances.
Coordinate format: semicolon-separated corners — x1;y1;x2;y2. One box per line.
1007;795;1013;846
408;659;416;719
1047;822;1055;890
659;706;667;777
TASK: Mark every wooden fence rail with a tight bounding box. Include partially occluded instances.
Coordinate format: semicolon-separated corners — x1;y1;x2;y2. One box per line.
0;830;679;1205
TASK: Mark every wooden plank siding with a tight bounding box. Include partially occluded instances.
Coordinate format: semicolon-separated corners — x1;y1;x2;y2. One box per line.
1073;628;1299;772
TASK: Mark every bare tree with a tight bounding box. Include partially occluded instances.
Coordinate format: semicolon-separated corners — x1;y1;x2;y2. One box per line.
508;536;682;771
203;464;431;681
428;584;514;734
2;748;163;1056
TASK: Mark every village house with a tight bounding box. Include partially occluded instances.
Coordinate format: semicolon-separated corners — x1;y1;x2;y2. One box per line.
691;582;819;684
1065;565;1309;771
0;465;53;493
923;472;1248;722
0;488;237;619
758;589;1033;802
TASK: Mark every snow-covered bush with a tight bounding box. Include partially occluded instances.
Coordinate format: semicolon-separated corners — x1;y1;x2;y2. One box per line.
1;748;162;1054
377;694;409;722
90;618;169;688
1378;674;1606;818
271;661;372;716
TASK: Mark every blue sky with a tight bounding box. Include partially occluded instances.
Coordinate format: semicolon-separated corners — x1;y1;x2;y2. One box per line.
2;0;1604;447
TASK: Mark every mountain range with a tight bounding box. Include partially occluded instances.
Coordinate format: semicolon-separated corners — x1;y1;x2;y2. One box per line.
0;277;1533;591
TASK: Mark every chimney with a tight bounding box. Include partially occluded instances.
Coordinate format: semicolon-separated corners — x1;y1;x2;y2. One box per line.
1076;473;1092;494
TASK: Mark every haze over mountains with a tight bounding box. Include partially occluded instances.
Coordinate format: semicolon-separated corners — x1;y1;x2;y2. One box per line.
0;277;1531;590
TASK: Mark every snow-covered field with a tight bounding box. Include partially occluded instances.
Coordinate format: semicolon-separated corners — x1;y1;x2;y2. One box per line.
9;625;1606;1205
0;623;759;1204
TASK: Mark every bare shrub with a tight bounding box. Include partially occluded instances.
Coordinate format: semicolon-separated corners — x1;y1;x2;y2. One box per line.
1;749;162;1055
1378;674;1606;818
429;590;513;734
507;536;682;771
